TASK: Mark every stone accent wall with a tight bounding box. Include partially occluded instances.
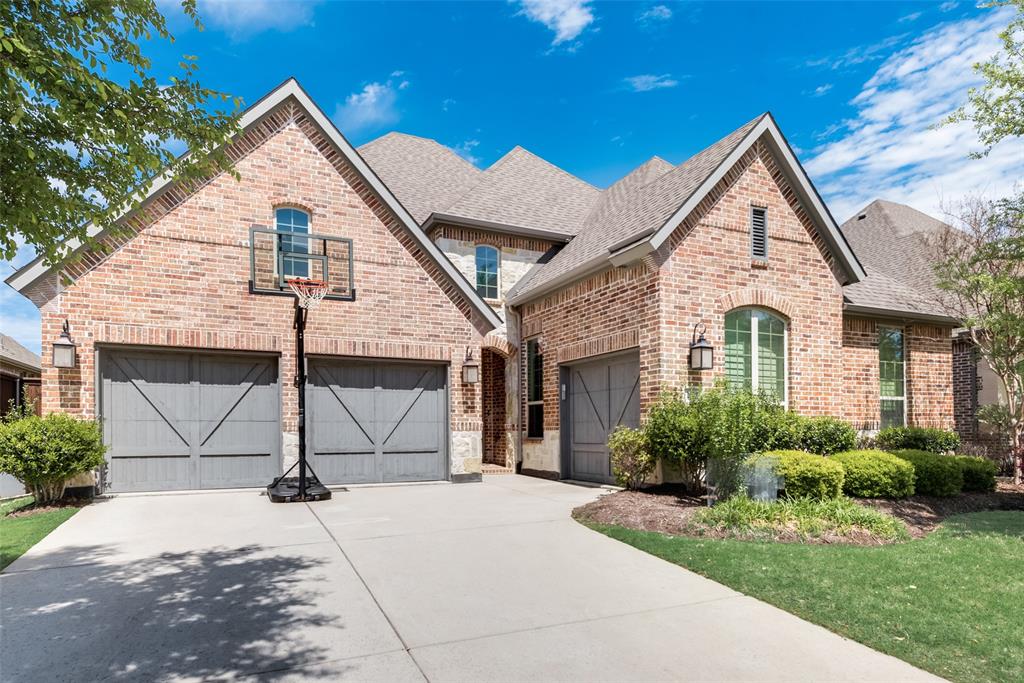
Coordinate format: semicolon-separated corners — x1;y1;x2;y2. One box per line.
36;101;490;480
432;224;556;310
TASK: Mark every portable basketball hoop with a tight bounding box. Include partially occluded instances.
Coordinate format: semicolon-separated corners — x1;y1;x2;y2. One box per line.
267;278;333;503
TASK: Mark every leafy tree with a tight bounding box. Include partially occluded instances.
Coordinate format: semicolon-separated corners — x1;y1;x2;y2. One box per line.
1;0;241;269
931;193;1024;484
945;0;1024;155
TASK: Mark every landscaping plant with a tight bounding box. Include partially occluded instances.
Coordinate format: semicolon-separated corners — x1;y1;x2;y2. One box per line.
892;450;964;497
955;455;999;493
607;425;654;490
0;413;105;504
798;416;857;455
755;450;845;500
832;450;915;498
876;426;961;454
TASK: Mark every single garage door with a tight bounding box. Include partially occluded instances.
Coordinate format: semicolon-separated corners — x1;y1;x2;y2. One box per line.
307;359;447;484
100;349;281;492
566;351;640;484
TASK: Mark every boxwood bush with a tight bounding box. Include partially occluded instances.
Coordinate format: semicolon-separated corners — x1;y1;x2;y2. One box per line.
0;413;105;504
798;416;857;455
876;426;961;454
758;450;845;500
955;456;998;493
892;449;963;497
608;426;654;490
831;450;915;498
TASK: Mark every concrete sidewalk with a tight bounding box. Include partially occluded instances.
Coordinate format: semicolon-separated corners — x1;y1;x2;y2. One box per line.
0;476;941;682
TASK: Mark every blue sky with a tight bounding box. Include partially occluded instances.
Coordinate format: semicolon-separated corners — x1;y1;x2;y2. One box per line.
3;0;1022;354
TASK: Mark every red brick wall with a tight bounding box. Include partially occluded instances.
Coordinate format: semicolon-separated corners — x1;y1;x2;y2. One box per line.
953;333;979;439
35;102;490;472
481;348;507;465
841;317;881;429
655;144;845;416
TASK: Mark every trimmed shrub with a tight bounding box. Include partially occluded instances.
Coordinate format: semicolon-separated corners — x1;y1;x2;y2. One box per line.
608;426;654;490
757;450;844;500
876;426;961;454
799;416;857;455
955;456;998;493
0;413;105;504
892;449;963;497
831;450;915;498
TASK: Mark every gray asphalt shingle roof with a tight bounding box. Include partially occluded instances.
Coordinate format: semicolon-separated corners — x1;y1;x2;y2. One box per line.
839;199;953;319
0;333;41;373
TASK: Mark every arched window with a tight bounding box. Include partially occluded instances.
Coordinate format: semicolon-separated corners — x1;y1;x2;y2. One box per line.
724;308;787;402
475;245;500;300
276;207;310;279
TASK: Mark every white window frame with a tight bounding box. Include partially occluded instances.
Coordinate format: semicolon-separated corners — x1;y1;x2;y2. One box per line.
726;307;789;407
275;207;311;280
878;326;907;429
474;244;501;300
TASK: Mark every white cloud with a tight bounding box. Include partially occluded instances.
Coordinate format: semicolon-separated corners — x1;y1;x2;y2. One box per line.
637;5;672;24
940;1;959;11
194;0;322;38
623;74;679;92
334;81;401;134
516;0;595;45
452;140;481;165
805;8;1024;222
810;83;833;97
442;98;456;112
805;33;908;71
899;11;922;23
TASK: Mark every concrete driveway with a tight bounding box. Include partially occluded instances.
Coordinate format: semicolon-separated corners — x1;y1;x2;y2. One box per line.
1;476;938;682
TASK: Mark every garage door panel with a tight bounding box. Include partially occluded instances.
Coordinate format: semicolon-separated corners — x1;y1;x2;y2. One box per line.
309;359;448;485
568;352;640;485
101;349;281;492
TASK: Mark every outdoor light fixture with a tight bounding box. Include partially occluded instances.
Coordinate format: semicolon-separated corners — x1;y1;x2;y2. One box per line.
53;320;78;369
462;347;480;384
689;321;713;370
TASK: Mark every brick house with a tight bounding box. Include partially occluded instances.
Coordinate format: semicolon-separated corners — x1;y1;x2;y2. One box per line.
5;79;957;492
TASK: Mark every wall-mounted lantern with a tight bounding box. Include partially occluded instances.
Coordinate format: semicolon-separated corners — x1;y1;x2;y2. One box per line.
462;347;480;384
689;322;713;371
53;320;78;369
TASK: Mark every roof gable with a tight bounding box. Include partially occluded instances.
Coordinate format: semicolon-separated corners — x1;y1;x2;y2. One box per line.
6;79;502;331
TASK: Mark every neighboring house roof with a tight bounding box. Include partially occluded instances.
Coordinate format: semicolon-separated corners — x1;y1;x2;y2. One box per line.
840;199;955;322
5;78;503;332
0;334;41;374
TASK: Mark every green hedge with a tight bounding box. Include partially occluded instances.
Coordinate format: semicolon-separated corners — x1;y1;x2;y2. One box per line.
759;450;845;500
832;450;915;498
892;450;963;497
798;416;857;455
876;426;961;453
956;456;998;493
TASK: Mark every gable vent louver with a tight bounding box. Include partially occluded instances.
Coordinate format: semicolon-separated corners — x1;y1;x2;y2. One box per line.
751;207;768;260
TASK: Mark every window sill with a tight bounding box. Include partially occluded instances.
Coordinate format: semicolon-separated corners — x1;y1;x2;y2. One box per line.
524;436;545;442
751;260;769;269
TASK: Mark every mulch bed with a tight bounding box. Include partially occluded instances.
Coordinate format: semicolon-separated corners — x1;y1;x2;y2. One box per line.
573;481;1024;542
4;497;91;518
859;481;1024;538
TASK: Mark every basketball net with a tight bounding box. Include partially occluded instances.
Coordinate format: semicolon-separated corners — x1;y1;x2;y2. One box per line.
286;278;329;309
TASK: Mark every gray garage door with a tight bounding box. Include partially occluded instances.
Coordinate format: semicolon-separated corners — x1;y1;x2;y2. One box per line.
100;349;281;492
307;359;448;484
566;351;641;484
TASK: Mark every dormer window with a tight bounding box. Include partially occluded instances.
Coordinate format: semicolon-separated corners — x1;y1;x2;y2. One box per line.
751;206;768;261
475;245;500;300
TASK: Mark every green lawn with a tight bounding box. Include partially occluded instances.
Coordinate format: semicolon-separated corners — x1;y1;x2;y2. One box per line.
1;496;80;571
591;512;1024;683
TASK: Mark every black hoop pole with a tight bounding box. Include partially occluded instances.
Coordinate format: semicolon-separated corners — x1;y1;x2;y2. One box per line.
295;303;308;499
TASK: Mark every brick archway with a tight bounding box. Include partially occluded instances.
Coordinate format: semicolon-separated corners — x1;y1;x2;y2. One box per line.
717;288;795;319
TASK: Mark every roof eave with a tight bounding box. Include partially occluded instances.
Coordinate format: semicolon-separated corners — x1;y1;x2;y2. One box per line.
843;303;958;325
423;213;573;243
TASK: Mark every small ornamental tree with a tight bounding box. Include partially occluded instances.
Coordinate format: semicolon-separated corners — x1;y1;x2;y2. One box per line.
1;0;241;269
931;193;1024;483
0;413;106;503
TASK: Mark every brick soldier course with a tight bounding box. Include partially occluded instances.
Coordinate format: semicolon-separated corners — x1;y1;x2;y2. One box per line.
7;78;958;491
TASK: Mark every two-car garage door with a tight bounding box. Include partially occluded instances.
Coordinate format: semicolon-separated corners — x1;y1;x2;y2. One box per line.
100;349;448;492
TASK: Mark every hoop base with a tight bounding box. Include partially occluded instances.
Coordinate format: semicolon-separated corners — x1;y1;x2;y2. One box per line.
267;476;332;503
